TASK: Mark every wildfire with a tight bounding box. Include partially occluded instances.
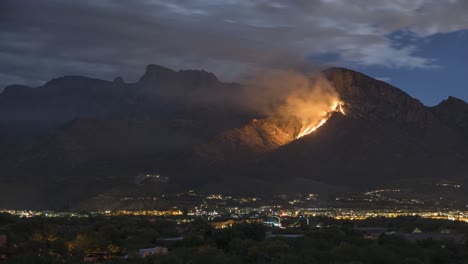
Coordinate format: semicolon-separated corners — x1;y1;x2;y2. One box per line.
242;70;346;142
296;101;346;139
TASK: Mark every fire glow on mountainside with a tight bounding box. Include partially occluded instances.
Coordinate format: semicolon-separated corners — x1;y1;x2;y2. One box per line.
296;100;346;139
241;71;346;141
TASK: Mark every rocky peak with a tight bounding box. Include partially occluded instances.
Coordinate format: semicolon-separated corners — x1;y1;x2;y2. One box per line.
138;64;177;84
112;77;126;90
432;96;468;132
113;76;125;85
436;96;468;109
138;64;222;91
324;67;431;127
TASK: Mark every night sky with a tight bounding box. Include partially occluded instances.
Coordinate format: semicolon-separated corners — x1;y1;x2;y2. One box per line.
1;0;467;106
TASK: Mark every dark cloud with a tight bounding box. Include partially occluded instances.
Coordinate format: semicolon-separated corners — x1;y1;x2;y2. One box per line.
1;0;467;88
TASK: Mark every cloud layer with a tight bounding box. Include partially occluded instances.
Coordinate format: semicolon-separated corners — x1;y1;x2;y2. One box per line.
1;0;468;88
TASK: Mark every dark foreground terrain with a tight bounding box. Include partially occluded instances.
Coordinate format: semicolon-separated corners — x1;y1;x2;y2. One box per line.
1;213;468;263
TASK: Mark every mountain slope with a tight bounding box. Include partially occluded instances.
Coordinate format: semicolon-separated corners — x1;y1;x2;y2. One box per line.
191;68;468;190
1;65;468;209
196;117;301;162
241;68;468;187
0;64;250;178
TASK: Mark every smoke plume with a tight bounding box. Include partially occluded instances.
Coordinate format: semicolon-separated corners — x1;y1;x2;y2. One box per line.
238;70;342;138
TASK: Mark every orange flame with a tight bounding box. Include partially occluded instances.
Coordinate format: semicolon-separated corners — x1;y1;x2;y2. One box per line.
296;101;345;139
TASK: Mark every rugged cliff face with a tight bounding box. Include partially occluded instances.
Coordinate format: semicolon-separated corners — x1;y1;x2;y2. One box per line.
324;67;434;127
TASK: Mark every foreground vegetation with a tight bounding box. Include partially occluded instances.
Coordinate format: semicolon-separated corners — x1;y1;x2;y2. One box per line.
1;213;468;263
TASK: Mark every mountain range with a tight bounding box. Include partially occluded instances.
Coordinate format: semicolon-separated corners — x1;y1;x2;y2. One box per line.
0;65;467;210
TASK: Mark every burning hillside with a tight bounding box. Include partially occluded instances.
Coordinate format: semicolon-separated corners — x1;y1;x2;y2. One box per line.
296;100;346;139
241;70;346;140
197;71;347;161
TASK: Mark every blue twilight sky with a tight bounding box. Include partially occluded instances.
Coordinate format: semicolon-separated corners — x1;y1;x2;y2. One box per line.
1;0;467;106
350;30;468;106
